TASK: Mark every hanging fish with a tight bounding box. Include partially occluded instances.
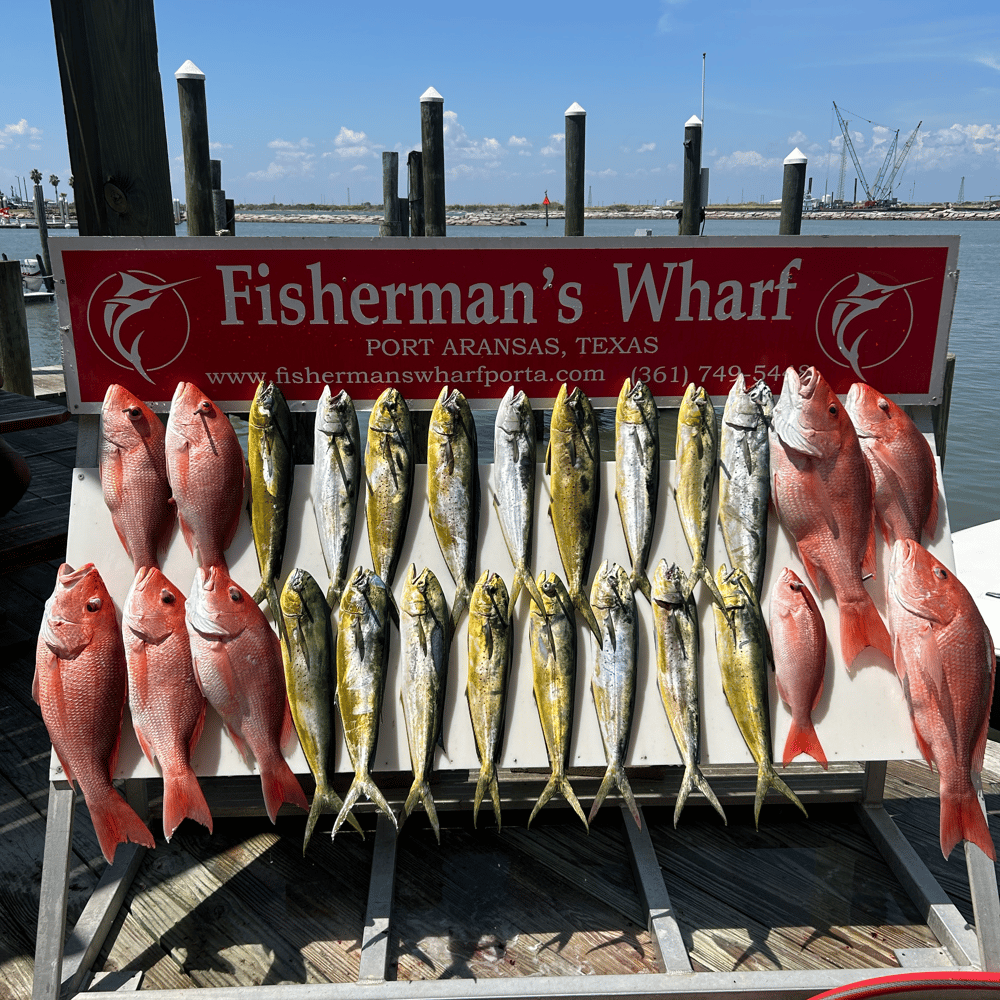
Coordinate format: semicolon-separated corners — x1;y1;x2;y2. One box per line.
651;560;727;827
312;387;361;613
547;384;602;645
466;570;512;829
427;387;479;631
493;386;544;615
615;378;659;603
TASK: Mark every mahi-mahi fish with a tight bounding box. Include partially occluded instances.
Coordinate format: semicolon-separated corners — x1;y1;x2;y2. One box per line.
466;570;512;829
547;384;603;645
365;388;414;624
493;386;545;616
588;561;640;827
334;566;397;836
312;387;361;612
712;563;807;826
675;383;726;610
528;571;589;829
280;568;363;851
651;560;727;827
428;387;479;632
399;566;451;842
718;375;772;599
615;378;659;604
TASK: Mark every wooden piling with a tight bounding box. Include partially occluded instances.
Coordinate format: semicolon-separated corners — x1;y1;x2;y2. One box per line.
175;59;215;236
564;103;586;237
397;196;409;237
0;260;35;397
380;153;401;237
679;115;702;236
407;150;424;236
225;197;236;235
779;147;807;235
420;87;446;237
31;179;53;288
51;0;174;237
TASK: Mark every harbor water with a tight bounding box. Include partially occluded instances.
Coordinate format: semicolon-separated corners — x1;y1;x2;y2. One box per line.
2;217;995;531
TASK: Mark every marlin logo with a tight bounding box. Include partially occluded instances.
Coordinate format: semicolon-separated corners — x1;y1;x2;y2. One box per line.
830;273;929;379
102;272;197;382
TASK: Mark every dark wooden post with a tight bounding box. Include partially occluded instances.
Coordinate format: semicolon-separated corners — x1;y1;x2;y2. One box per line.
564;103;586;236
679;115;703;236
175;59;215;236
51;0;174;237
380;153;401;236
397;196;409;237
31;171;53;287
225;198;236;235
420;87;445;237
0;260;34;396
407;150;424;236
779;147;807;236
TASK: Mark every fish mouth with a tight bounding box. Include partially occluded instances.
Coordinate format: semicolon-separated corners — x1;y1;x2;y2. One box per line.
888;539;944;623
773;370;823;457
57;563;95;588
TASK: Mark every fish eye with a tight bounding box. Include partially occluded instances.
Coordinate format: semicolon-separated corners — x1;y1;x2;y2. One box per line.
86;597;102;612
197;400;212;414
228;587;243;602
879;399;890;412
161;589;175;604
828;404;838;416
122;405;143;420
933;566;948;580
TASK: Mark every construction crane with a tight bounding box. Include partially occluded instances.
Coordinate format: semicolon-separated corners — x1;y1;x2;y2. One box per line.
957;177;965;204
832;103;921;207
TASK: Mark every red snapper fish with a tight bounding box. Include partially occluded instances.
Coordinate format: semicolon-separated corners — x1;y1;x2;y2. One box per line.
165;382;246;568
845;381;940;545
186;564;308;822
33;563;155;863
769;567;828;768
887;538;995;860
123;566;212;840
769;367;891;669
99;384;174;570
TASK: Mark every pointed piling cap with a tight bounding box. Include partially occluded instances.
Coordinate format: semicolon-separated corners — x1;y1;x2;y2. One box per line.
421;86;444;103
685;115;703;128
784;147;808;165
175;59;205;81
565;101;586;117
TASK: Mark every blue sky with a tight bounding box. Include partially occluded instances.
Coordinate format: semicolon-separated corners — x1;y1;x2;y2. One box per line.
2;0;998;206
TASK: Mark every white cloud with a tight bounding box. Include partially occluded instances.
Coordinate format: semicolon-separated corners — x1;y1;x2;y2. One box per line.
329;127;380;159
209;141;233;150
541;133;565;157
350;164;368;173
637;142;656;153
907;122;1000;170
712;150;783;172
598;168;618;178
656;0;688;33
508;135;531;148
974;54;1000;71
443;110;503;160
247;136;319;180
787;130;808;146
269;137;313;150
0;118;42;150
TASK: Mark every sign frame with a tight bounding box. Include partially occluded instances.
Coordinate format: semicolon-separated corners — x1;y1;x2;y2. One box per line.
50;234;960;413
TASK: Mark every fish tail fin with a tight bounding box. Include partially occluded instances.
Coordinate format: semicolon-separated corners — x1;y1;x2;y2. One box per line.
451;586;470;634
675;764;727;828
631;568;652;605
700;563;729;614
839;596;892;669
305;783;363;852
162;767;213;841
528;773;558;828
572;588;604;648
89;789;156;865
386;588;401;630
589;763;640;829
560;773;590;831
783;719;828;769
259;755;309;824
940;790;995;861
755;764;808;828
326;583;343;614
403;778;440;844
473;761;501;830
523;565;546;613
507;568;523;617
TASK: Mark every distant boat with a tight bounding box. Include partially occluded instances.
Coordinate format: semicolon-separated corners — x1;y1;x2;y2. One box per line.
21;259;54;301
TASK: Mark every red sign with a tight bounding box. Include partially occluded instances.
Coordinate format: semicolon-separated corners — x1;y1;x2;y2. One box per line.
543;196;550;205
52;236;958;412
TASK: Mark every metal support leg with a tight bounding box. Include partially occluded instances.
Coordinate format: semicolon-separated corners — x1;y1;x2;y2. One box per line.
621;806;692;971
32;782;76;1000
358;815;398;982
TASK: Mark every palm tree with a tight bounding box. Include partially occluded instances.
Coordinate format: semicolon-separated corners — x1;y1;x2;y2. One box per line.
49;174;59;203
30;168;41;185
